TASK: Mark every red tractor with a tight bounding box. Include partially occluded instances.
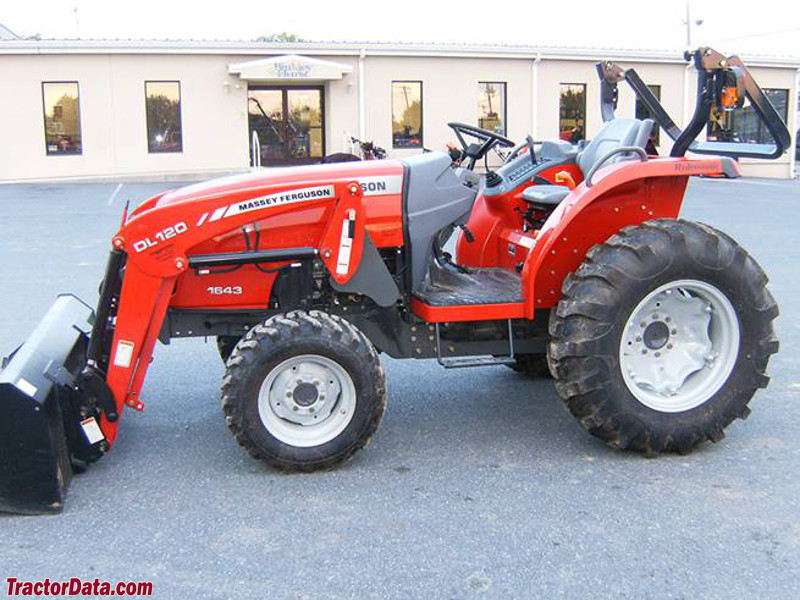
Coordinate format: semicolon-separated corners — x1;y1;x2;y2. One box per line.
0;48;791;514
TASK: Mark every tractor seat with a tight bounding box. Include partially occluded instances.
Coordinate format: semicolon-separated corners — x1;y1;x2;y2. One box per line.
523;118;654;208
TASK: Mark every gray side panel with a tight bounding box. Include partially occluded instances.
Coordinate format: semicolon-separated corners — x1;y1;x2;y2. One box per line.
330;235;400;307
403;152;477;292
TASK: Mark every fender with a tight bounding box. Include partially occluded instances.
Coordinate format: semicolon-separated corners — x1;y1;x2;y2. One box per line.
522;156;740;315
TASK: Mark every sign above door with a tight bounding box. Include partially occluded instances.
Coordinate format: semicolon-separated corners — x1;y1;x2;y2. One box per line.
228;54;353;82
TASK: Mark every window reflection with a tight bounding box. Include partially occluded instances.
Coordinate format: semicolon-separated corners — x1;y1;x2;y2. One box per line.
707;88;788;144
559;83;586;143
287;89;323;158
249;90;285;163
478;82;506;135
146;81;183;153
42;82;82;155
392;81;423;149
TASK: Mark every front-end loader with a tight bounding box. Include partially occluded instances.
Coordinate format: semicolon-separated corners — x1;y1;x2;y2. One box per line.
0;48;791;514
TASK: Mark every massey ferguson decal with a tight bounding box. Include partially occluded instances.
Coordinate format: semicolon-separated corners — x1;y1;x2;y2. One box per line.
197;185;336;226
356;175;403;196
194;176;401;228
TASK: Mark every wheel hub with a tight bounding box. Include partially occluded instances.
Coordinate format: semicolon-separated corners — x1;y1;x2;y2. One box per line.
257;354;357;447
620;280;740;413
642;320;670;350
292;382;319;407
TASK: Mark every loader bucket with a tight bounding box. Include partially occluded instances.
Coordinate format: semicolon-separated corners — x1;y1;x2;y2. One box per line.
0;294;94;515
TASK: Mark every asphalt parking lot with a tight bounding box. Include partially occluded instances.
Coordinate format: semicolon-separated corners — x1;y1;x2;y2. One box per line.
1;176;799;599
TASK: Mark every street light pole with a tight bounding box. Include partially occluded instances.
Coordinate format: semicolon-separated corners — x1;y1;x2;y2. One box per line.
684;0;704;48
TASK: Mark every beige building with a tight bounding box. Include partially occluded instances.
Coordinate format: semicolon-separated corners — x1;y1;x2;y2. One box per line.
0;39;797;182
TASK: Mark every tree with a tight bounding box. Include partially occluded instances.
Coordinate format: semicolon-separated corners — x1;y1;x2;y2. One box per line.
256;32;305;42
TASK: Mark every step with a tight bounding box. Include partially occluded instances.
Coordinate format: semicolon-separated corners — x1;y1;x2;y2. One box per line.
438;355;517;369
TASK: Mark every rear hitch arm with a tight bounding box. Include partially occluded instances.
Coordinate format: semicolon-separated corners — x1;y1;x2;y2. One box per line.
596;47;791;159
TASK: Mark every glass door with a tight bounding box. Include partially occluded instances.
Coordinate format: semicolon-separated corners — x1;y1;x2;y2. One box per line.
248;87;325;166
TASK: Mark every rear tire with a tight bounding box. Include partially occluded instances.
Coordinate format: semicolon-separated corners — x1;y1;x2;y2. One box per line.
549;219;778;455
221;310;387;472
507;354;552;378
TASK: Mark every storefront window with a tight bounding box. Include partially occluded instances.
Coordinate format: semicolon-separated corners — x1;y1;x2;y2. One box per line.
392;81;423;149
146;81;183;153
707;88;789;144
42;82;82;155
247;87;324;165
635;84;661;147
559;83;586;143
478;82;506;135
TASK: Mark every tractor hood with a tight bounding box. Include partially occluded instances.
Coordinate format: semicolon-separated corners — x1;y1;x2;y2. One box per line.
148;160;406;210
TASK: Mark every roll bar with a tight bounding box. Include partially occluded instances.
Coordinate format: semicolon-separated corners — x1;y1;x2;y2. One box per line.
596;47;791;159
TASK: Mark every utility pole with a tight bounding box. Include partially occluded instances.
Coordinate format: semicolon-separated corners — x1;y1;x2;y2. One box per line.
73;6;81;39
683;0;704;48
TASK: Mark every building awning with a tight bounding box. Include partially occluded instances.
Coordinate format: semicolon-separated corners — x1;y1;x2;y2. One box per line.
228;54;352;82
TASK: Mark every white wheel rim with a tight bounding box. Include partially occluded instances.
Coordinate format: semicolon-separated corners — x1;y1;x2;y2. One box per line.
258;354;356;447
619;279;740;413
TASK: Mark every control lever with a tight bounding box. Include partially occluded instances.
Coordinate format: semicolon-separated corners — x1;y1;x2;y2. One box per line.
458;224;475;243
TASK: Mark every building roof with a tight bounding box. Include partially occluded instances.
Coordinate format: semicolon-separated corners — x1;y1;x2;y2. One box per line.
0;23;19;40
1;38;798;68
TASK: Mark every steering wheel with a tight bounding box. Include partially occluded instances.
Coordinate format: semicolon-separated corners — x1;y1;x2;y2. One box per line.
503;135;538;166
447;122;515;170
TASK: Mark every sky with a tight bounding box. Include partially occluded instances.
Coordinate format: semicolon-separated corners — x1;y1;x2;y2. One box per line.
2;0;799;57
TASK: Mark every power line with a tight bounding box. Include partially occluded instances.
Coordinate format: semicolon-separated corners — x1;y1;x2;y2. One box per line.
710;26;800;44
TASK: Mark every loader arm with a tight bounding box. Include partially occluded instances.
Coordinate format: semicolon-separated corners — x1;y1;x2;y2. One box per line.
99;180;367;443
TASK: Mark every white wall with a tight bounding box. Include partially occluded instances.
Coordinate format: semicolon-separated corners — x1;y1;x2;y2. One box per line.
362;55;534;165
0;51;795;182
0;54;249;181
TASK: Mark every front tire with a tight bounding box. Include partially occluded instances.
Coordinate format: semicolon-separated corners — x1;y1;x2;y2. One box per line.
221;310;387;472
549;219;778;455
217;335;240;363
